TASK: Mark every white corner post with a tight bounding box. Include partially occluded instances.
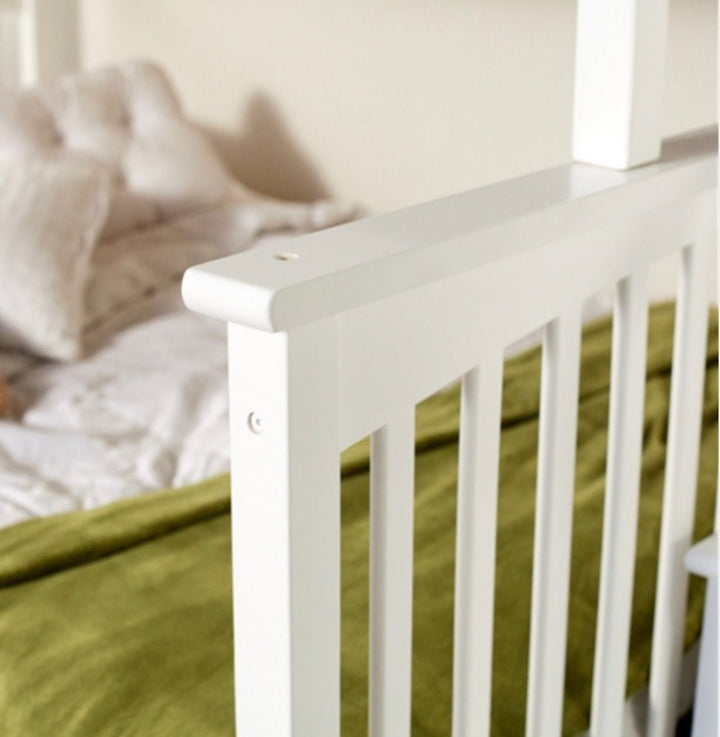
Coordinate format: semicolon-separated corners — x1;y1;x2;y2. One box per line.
18;0;79;86
573;0;670;168
226;318;341;737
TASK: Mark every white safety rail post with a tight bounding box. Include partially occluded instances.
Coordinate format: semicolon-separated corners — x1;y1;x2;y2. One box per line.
452;356;504;737
573;0;670;168
226;319;342;737
369;413;416;737
648;238;713;737
590;271;649;736
526;308;582;737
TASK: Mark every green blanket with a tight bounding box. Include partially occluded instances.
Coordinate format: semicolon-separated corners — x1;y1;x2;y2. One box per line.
0;303;716;737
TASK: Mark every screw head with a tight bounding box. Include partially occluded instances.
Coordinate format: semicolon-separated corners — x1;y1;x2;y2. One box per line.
247;412;263;434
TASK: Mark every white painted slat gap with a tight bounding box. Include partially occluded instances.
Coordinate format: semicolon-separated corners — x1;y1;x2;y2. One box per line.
648;238;712;737
526;308;582;737
452;356;504;737
590;271;650;736
369;411;416;737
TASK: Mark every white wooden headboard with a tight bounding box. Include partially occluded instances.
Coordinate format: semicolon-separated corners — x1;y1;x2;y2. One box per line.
0;0;79;89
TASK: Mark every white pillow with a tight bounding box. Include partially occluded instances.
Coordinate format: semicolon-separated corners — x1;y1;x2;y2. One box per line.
0;160;110;361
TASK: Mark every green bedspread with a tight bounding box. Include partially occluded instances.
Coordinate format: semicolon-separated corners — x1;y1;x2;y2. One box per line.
0;303;716;737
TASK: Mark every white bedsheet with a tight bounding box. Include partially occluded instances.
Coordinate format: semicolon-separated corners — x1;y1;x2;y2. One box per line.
0;292;232;527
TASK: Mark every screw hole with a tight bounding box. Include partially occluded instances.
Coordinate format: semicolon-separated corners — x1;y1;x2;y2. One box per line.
247;412;263;434
275;252;299;261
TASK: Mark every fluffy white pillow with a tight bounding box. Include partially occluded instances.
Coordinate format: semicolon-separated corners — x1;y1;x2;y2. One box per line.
0;160;110;360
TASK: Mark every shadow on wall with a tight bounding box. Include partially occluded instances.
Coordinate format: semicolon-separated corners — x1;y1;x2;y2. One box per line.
201;92;330;203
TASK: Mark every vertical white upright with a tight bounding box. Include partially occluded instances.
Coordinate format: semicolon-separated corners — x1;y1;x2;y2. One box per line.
526;308;582;737
590;272;649;736
648;240;712;737
452;356;504;737
369;412;416;737
573;0;670;168
227;318;341;737
18;0;79;86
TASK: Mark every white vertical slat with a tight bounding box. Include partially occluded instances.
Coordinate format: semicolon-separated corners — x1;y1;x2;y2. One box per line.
573;0;670;169
227;318;341;737
526;307;582;737
452;355;504;737
369;411;416;737
648;238;712;737
590;271;650;735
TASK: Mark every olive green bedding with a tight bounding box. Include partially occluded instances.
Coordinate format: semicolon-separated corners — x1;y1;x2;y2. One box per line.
0;302;716;737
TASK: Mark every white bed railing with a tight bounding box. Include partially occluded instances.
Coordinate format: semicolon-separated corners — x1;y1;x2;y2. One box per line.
183;0;718;733
183;125;717;737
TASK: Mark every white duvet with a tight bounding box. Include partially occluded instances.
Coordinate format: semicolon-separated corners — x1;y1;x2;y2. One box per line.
0;200;343;528
0;299;231;526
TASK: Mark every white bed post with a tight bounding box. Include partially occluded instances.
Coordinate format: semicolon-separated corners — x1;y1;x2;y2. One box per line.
18;0;79;85
573;0;669;168
226;318;341;737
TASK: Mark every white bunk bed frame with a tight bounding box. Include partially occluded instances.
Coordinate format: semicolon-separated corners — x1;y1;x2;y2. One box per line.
184;3;720;737
0;0;716;735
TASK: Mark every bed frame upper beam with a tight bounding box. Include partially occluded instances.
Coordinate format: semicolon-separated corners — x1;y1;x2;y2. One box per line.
183;127;716;335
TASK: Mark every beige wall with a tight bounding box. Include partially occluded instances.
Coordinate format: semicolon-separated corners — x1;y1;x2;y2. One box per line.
80;0;717;212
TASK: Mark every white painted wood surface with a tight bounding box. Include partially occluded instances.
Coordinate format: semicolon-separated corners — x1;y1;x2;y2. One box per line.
573;0;669;169
526;309;582;737
335;192;713;451
227;319;341;737
182;128;716;335
183;128;717;737
452;357;504;737
648;239;713;737
369;413;416;737
590;272;650;736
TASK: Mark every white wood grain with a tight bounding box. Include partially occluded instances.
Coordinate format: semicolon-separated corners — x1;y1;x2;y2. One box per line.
590;271;650;736
227;318;341;737
369;412;416;737
648;238;712;737
452;356;504;737
526;308;582;737
573;0;669;168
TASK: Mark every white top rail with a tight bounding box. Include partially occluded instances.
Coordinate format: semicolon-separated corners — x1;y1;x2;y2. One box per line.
183;128;716;332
